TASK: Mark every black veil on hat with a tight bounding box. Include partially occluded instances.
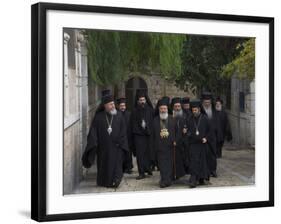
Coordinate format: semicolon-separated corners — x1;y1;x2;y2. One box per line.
201;91;216;112
162;96;172;114
190;99;201;108
116;97;126;105
171;97;181;109
215;96;223;104
181;97;190;105
134;88;153;108
158;98;169;107
162;96;170;106
95;89;113;114
201;91;213;101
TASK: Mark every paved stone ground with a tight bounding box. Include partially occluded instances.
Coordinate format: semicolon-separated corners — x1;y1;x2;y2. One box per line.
72;144;255;194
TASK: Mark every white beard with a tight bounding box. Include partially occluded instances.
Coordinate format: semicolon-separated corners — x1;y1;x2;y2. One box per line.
160;112;168;120
216;105;222;111
204;106;212;118
173;109;183;118
109;108;117;116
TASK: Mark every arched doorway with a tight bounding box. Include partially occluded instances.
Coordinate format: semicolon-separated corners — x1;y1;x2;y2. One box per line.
125;77;148;111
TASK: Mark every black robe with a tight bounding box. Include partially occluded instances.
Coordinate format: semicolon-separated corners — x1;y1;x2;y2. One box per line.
183;109;192;120
131;104;154;175
187;113;210;180
181;113;191;173
82;110;128;187
121;110;133;171
153;116;176;186
173;116;188;179
216;110;232;157
201;107;218;174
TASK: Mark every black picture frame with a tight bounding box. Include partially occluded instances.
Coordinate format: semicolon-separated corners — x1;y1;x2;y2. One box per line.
31;2;274;222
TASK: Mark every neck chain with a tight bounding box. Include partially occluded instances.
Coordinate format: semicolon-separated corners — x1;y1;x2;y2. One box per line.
193;114;202;136
105;113;113;135
160;119;169;138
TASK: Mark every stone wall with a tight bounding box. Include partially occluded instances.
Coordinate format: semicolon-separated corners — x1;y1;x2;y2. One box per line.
63;122;81;194
63;29;89;194
227;77;255;147
116;72;195;107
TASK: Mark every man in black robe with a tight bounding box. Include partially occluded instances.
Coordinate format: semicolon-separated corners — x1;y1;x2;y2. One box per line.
181;97;192;120
171;97;188;179
187;99;210;188
215;97;232;158
81;93;129;188
116;97;133;173
131;89;154;179
201;92;219;178
152;98;176;188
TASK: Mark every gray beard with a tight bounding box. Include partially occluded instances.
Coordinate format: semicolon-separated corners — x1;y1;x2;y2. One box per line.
173;109;183;118
216;106;222;111
193;111;201;117
109;108;117;116
204;106;212;118
159;112;168;120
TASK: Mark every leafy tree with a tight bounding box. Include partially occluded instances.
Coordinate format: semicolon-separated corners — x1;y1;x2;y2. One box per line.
177;35;247;95
221;38;255;80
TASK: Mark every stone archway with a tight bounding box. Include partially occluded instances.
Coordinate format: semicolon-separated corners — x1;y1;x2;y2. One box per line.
125;77;148;111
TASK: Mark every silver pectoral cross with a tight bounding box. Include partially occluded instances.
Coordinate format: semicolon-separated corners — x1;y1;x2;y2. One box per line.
107;126;112;135
141;119;146;129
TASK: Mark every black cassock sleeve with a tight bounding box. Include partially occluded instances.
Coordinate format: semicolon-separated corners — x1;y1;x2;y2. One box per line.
117;115;129;152
205;118;212;143
129;112;136;156
81;116;98;168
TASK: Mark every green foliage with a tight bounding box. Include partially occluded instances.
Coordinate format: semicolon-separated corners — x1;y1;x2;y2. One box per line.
86;31;123;85
221;38;255;80
158;34;186;80
86;30;186;86
177;35;247;94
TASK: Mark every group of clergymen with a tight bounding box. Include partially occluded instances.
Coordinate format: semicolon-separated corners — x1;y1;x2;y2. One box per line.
82;89;232;189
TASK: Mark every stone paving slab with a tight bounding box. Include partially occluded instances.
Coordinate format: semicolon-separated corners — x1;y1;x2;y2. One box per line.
71;146;255;195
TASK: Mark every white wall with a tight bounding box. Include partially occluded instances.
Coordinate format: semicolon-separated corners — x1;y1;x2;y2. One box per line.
0;0;280;223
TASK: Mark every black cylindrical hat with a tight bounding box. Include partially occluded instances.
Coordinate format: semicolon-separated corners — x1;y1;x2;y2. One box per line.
116;97;126;105
181;97;190;104
171;97;181;108
102;94;114;105
190;99;201;108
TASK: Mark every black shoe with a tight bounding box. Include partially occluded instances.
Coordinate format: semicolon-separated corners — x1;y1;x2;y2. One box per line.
136;174;146;180
113;180;121;188
188;176;197;188
146;170;153;176
198;178;206;185
159;182;171;188
189;181;197;188
211;171;218;178
124;169;132;174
